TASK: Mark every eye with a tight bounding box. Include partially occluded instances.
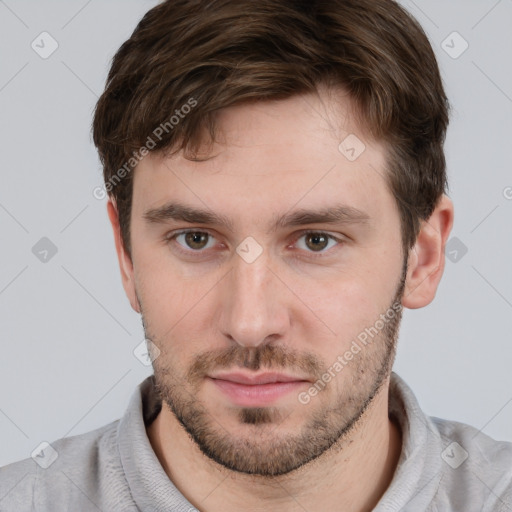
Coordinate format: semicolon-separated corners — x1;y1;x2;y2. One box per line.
165;229;344;258
294;231;342;254
171;230;217;251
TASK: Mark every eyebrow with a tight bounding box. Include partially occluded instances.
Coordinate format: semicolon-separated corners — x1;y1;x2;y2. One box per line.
143;201;371;233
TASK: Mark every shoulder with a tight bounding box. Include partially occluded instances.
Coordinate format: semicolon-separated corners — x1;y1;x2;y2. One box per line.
388;373;512;510
430;415;512;510
432;414;512;473
0;419;127;511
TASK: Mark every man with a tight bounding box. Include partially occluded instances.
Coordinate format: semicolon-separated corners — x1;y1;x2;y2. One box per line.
1;0;511;511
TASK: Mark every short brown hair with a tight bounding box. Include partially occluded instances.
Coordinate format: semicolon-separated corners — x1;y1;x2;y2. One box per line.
93;0;450;259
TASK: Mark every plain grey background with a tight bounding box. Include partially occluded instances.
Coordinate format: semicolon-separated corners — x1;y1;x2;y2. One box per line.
0;0;511;467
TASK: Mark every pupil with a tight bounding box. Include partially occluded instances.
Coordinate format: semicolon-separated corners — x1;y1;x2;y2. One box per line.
307;233;327;251
186;232;207;249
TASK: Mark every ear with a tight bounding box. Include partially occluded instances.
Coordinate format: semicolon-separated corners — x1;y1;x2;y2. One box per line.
107;199;141;313
402;194;454;309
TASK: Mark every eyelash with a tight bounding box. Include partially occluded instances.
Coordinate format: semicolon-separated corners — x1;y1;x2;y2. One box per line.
165;229;345;259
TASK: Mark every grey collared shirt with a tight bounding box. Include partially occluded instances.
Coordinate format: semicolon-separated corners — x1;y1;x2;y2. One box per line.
1;372;511;511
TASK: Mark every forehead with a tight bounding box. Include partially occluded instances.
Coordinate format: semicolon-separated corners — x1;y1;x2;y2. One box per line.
131;90;394;227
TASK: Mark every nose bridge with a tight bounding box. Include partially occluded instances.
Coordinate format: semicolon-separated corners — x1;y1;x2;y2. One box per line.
219;250;288;346
234;252;269;302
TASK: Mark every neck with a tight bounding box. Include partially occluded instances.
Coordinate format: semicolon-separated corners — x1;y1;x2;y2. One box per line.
147;379;402;512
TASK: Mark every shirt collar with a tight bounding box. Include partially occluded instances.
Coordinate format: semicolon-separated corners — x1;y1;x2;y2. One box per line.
375;371;444;510
117;374;194;511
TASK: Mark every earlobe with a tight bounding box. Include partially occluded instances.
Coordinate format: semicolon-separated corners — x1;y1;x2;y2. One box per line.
402;194;454;309
106;199;141;314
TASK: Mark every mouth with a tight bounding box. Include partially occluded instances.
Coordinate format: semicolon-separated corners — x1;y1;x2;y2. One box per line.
206;371;311;406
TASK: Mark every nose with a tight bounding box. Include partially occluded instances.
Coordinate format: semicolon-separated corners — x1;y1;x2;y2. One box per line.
218;251;290;348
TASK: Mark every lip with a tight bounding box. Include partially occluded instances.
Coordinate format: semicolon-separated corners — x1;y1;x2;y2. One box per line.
209;371;310;385
207;372;311;406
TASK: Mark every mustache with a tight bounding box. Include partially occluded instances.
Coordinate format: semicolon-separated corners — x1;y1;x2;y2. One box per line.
187;344;324;383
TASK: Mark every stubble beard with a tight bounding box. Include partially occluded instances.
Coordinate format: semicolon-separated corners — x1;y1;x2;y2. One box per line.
142;262;406;477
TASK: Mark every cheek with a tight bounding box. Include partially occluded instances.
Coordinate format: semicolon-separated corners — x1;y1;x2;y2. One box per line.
293;269;395;351
135;261;222;352
134;257;187;328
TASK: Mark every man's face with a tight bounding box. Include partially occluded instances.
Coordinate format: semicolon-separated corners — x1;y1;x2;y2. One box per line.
128;89;407;476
